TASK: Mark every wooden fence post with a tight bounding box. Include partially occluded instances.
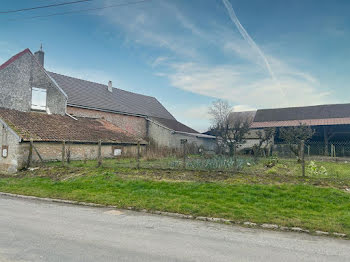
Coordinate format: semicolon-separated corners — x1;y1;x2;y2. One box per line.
307;145;310;157
62;140;66;166
33;144;44;164
300;140;305;177
66;142;71;164
26;139;33;168
97;140;102;167
137;141;141;169
181;139;187;170
331;144;335;157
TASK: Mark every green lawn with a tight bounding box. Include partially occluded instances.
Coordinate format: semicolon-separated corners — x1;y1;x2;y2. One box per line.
0;161;350;236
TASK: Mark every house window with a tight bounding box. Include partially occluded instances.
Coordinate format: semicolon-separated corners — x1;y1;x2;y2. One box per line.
112;147;122;156
31;87;47;111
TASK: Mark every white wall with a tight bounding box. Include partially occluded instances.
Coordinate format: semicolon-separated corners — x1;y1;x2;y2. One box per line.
148;120;216;151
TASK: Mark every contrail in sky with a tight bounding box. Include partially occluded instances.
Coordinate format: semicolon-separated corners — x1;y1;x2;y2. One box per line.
222;0;276;81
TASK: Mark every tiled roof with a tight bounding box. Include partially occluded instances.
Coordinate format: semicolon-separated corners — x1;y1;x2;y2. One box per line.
0;108;145;144
251;118;350;128
254;103;350;122
48;72;176;120
151;117;199;134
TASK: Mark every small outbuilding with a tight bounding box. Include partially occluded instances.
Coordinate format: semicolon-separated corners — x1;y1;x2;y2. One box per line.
0;108;146;174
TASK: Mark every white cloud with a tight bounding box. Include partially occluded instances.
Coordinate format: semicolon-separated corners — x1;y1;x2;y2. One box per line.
172;105;212;132
222;0;276;81
151;56;168;67
102;0;200;58
100;0;334;111
164;61;330;109
232;105;256;112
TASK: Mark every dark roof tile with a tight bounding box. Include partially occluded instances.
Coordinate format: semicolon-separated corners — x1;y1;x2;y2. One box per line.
254;103;350;123
48;72;176;120
151;117;199;134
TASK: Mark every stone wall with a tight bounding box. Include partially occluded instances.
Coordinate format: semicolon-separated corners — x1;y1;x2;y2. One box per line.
67;106;147;138
20;142;145;164
0;124;22;174
0;51;67;115
148;120;216;151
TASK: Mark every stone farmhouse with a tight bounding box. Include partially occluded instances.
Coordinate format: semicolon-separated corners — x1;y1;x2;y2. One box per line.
0;47;215;173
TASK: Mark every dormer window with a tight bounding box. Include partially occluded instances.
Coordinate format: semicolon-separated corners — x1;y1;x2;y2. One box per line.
31;87;47;111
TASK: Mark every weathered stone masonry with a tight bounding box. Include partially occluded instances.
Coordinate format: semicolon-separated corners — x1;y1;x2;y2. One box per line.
0;51;66;115
67;106;147;138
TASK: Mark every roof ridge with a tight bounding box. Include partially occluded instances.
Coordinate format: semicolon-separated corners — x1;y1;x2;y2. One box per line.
0;48;31;71
258;103;350;111
47;71;156;99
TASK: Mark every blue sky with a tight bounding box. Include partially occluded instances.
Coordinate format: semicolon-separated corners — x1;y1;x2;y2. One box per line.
1;0;350;131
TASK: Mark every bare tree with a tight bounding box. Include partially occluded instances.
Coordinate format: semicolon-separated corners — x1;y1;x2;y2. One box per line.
209;99;252;157
252;127;276;158
279;124;315;161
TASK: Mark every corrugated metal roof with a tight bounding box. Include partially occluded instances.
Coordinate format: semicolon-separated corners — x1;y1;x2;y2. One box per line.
251;117;350;128
48;72;176;120
254;103;350;122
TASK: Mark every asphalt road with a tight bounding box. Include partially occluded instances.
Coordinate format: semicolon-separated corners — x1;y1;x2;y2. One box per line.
0;196;349;262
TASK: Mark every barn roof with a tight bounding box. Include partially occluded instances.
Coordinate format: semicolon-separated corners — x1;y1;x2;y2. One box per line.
252;103;350;128
48;72;176;120
0;108;145;144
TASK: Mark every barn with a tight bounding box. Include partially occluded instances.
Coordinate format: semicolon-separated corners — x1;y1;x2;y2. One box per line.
251;104;350;156
0;47;214;173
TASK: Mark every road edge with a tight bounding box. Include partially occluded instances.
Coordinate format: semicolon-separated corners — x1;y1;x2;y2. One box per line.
0;191;347;239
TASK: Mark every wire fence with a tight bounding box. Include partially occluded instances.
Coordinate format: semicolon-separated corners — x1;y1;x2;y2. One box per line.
273;141;350;159
26;139;350;175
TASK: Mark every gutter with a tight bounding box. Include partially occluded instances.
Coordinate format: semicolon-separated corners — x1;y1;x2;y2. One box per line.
173;130;216;139
68;104;148;119
66;113;77;120
20;139;147;145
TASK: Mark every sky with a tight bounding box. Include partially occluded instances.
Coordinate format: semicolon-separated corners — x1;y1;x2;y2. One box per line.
1;0;350;132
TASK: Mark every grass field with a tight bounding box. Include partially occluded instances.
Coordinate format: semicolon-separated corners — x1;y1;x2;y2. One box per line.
0;157;349;236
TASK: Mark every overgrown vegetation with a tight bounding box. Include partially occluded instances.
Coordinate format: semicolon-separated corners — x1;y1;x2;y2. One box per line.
208;99;253;156
279;124;315;160
170;156;254;171
0;162;350;236
1;157;350;237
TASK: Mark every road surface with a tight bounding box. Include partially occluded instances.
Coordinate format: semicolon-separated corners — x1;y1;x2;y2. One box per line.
0;195;349;262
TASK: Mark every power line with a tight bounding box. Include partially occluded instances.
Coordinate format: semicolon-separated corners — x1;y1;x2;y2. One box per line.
5;0;150;21
0;0;94;14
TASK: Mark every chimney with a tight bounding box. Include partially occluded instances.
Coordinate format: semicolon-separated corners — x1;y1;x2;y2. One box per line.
108;80;113;92
34;44;44;67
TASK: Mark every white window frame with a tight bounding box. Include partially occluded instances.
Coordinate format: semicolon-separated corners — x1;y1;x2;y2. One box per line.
113;148;122;156
31;87;47;111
